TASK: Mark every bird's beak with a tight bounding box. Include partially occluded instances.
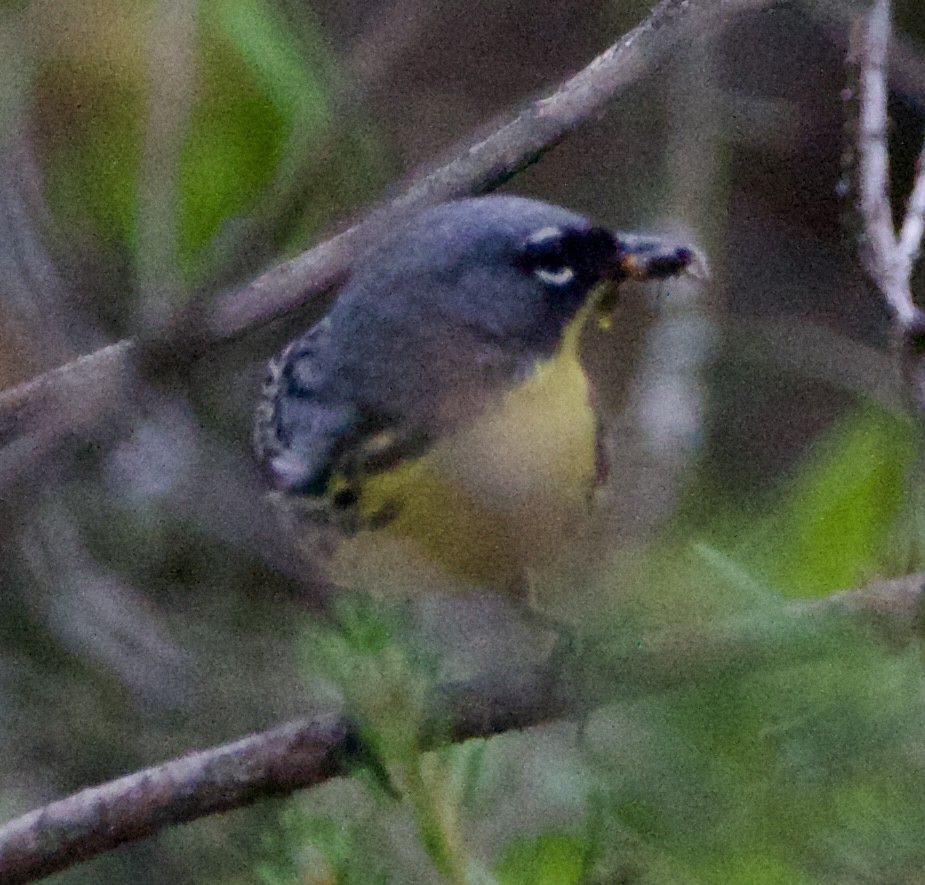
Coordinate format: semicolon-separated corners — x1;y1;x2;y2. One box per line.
610;233;708;283
593;233;707;329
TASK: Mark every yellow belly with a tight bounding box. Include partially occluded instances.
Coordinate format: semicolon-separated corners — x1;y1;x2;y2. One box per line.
330;325;598;595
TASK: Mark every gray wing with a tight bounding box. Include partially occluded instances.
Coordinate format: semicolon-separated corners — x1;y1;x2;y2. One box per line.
254;320;365;568
254;319;359;496
255;319;431;544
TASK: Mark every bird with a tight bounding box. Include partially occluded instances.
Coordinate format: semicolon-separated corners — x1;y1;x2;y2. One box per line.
254;195;698;601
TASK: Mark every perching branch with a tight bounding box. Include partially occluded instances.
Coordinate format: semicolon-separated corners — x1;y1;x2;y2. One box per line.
0;0;759;473
0;712;354;885
1;573;922;885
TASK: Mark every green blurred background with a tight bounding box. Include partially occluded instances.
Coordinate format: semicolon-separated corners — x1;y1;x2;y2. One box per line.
2;0;925;882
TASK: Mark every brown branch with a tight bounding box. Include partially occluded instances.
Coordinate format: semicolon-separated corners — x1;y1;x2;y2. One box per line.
0;711;353;885
1;572;922;884
0;0;755;472
0;340;136;488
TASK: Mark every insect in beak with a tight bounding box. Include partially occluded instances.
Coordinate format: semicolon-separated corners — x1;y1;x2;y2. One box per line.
613;232;707;282
595;233;708;328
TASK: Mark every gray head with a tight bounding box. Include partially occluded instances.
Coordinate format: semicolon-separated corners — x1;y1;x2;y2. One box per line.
330;195;622;356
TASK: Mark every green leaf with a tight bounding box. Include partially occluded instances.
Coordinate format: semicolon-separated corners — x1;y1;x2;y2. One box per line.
495;833;588;885
736;407;917;597
206;0;332;120
299;596;436;764
178;0;333;272
701;854;812;885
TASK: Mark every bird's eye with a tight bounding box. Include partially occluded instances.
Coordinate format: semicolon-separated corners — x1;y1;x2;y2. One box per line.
534;264;575;286
521;226;576;287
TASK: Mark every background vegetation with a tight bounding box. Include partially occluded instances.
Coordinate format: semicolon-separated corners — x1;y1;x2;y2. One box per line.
2;0;925;882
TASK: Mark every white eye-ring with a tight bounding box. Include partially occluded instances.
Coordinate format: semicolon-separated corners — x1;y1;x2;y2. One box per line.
524;225;576;287
527;226;564;245
533;265;575;286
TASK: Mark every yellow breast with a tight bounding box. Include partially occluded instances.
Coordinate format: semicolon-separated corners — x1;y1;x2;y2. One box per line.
330;310;600;595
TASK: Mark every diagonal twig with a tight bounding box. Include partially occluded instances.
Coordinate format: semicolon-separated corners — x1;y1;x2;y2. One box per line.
0;712;353;885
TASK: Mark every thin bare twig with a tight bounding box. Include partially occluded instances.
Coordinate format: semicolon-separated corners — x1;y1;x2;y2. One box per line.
0;572;921;884
897;137;925;272
0;0;754;474
855;0;923;327
857;0;896;290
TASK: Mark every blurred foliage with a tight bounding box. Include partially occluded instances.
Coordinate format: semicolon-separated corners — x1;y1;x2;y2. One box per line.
1;0;925;884
694;405;920;599
254;592;925;883
32;0;377;321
